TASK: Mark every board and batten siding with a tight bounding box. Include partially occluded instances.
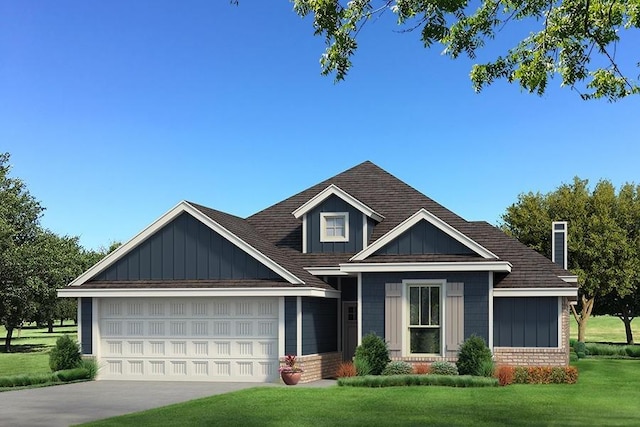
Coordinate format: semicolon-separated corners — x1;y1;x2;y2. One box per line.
302;297;338;355
494;297;559;347
363;272;489;344
93;212;282;282
306;195;364;253
284;297;297;355
374;220;476;256
80;297;93;355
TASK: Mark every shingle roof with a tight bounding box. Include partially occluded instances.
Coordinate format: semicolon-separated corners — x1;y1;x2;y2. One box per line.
247;161;575;289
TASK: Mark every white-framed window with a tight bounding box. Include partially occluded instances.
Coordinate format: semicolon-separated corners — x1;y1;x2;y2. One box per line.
320;212;349;242
407;283;442;355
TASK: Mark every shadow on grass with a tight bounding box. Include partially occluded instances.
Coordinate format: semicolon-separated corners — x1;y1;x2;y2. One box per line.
0;344;48;354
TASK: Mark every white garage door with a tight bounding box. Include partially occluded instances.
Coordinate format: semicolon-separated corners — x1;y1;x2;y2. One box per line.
97;297;279;382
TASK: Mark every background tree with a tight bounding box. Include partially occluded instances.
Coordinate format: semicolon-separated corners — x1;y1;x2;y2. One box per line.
290;0;640;101
502;178;639;342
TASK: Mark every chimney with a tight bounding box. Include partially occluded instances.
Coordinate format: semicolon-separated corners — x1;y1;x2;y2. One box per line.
552;221;568;269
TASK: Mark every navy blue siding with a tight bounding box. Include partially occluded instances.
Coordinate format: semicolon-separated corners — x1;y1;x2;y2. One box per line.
362;272;489;343
494;297;558;347
341;276;358;301
307;195;363;253
375;220;475;256
553;231;565;267
80;298;92;354
94;212;282;281
285;297;297;355
302;298;338;355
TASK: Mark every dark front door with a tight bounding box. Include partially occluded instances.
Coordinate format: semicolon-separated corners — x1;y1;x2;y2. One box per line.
342;302;358;361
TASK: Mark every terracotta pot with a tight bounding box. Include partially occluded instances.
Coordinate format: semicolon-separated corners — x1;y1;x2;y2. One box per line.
281;371;302;385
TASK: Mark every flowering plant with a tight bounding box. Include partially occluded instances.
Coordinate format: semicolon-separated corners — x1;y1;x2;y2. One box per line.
279;354;304;373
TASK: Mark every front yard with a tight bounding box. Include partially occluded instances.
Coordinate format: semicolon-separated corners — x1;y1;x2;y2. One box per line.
83;359;639;426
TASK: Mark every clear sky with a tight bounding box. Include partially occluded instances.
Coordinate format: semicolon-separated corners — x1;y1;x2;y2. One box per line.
1;1;638;251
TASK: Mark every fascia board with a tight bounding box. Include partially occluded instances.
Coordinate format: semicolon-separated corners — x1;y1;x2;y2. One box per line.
339;261;512;273
351;208;499;261
57;287;340;298
492;287;579;297
292;184;384;222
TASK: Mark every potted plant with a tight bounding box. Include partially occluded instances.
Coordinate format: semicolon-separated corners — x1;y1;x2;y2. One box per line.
279;354;304;385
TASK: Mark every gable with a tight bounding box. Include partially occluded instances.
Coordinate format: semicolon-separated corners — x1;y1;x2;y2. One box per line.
373;219;477;256
92;212;283;282
306;194;364;253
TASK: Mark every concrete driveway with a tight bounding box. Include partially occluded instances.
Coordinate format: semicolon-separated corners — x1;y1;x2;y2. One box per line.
0;380;277;426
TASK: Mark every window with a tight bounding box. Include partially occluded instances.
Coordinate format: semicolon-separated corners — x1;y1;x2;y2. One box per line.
408;284;441;354
320;212;349;242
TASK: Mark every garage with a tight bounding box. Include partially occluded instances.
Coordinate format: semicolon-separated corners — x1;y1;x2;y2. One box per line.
97;296;280;382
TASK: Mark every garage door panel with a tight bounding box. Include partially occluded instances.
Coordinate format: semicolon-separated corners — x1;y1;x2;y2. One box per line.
98;297;279;382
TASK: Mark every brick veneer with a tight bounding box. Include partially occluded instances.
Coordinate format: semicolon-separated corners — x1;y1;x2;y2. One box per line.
493;297;571;366
280;352;342;383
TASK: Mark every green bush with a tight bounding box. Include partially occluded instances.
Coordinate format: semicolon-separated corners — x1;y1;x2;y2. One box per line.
430;361;458;376
49;335;82;371
625;346;640;358
382;361;413;376
55;368;91;382
573;341;587;359
81;358;99;380
585;343;626;357
456;335;493;376
478;359;495;378
353;356;372;376
354;333;390;375
513;366;529;384
338;374;497;388
569;352;579;362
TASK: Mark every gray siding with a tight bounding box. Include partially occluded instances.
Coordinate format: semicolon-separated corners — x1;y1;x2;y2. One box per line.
80;298;92;354
494;297;559;347
94;212;282;281
285;297;297;355
553;231;565;267
375;220;475;256
307;195;363;253
302;297;338;355
362;272;489;342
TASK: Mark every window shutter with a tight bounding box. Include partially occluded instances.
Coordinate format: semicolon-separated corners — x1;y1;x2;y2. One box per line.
385;283;403;358
445;282;464;354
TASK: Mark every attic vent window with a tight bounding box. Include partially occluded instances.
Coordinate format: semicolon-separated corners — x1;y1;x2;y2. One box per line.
320;212;349;242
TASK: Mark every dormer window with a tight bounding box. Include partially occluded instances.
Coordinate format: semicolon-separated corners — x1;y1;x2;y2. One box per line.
321;212;349;242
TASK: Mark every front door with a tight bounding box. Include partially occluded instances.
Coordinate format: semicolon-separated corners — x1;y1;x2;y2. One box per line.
342;302;358;361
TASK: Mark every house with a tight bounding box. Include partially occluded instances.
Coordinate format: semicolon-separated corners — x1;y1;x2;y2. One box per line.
59;161;578;382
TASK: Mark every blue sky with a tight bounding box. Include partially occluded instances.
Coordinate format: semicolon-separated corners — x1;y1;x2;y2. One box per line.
1;1;638;251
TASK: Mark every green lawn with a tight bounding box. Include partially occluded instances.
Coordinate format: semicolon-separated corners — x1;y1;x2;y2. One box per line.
570;315;639;343
0;324;77;377
82;359;639;426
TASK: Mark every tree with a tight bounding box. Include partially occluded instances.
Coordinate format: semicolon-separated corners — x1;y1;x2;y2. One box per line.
0;152;44;352
502;178;639;342
290;0;640;101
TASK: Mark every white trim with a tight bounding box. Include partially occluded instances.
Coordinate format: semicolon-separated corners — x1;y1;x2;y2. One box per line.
357;273;362;346
67;201;304;288
492;287;578;297
559;275;578;283
402;279;446;357
551;221;568;270
58;287;341;298
278;297;286;357
488;272;494;350
362;213;368;249
303;267;348;276
296;296;302;356
340;261;512;273
351;208;499;261
292;184;384;222
302;213;308;254
320;212;349;242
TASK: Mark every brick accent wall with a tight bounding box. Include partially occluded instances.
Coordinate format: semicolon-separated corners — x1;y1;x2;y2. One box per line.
493;297;571;366
280;352;342;383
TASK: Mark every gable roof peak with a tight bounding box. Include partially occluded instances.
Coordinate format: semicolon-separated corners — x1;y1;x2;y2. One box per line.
292;183;385;222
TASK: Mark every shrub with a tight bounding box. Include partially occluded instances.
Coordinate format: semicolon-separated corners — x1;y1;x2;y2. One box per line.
55;368;91;382
382;361;413;376
625;346;640;358
338;374;498;388
573;341;587;359
569;352;579;362
565;366;579;384
49;335;82;372
456;335;493;376
478;359;495;378
413;363;430;375
528;367;553;384
495;365;514;386
335;361;357;378
353;356;372;376
81;358;99;380
354;333;390;375
585;343;626;357
513;366;529;384
430;361;458;376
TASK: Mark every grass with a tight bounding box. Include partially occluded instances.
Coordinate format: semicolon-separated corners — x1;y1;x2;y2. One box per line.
82;359;640;426
0;324;77;376
570;315;639;343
